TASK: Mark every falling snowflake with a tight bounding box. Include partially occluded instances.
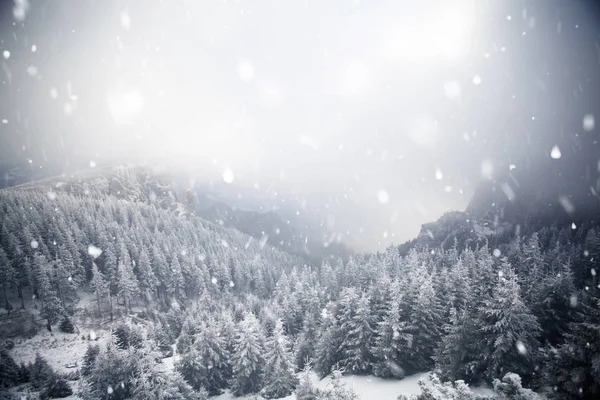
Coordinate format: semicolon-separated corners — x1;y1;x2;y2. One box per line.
31;44;36;52
211;277;218;285
571;222;577;230
90;330;97;340
443;81;461;99
481;160;494;179
229;281;235;288
89;160;96;168
377;189;389;204
120;10;131;30
516;341;527;355
259;233;269;249
569;295;578;307
493;248;501;257
13;0;29;21
472;75;482;85
435;168;443;180
87;245;103;259
3;50;10;59
583;114;595;131
558;196;575;214
27;65;38;76
550;145;561;159
238;59;254;82
30;240;39;249
46;191;57;200
222;168;234;184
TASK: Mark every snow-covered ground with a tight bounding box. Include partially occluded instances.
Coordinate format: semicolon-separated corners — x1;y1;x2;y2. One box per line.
9;327;110;374
213;371;495;400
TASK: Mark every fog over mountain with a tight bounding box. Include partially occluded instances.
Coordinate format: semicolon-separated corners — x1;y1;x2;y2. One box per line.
1;0;599;251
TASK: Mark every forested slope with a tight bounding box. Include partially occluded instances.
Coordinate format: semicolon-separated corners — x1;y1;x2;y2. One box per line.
0;167;599;399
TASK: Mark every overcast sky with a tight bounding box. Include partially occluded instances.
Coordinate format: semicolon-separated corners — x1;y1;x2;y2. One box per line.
1;0;599;251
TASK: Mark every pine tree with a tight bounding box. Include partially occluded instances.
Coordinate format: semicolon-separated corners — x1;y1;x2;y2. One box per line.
116;261;139;312
261;319;299;398
434;307;470;381
521;233;546;306
0;248;15;314
405;269;443;373
321;369;359;400
86;343;134;399
90;262;108;318
0;349;20;388
176;318;230;396
136;249;157;305
337;293;376;374
313;316;340;378
166;254;185;302
35;256;63;330
372;293;410;379
231;313;266;396
295;364;321;400
549;293;600;398
480;262;541;382
530;261;579;346
81;344;100;377
295;311;319;371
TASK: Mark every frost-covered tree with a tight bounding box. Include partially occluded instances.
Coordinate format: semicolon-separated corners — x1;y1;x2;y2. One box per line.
0;248;15;314
320;369;359;400
261;319;299;398
136;248;157;305
372;293;411;379
549;294;600;399
492;373;543;400
480;262;541;382
231;313;266;396
295;364;321;400
337;293;376;374
434;307;470;382
90;262;108;318
176;318;230;396
116;261;139;312
295;311;319;371
314;313;341;378
405;268;443;373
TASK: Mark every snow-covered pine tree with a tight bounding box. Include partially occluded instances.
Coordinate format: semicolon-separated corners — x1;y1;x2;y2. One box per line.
337;293;376;374
314;304;341;378
261;319;299;398
0;248;15;314
295;311;319;371
372;291;411;379
549;292;600;399
295;365;321;400
90;262;108;318
231;312;266;396
480;261;541;383
136;248;157;305
405;267;443;373
176;318;230;396
116;261;139;312
35;255;64;330
434;307;470;381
